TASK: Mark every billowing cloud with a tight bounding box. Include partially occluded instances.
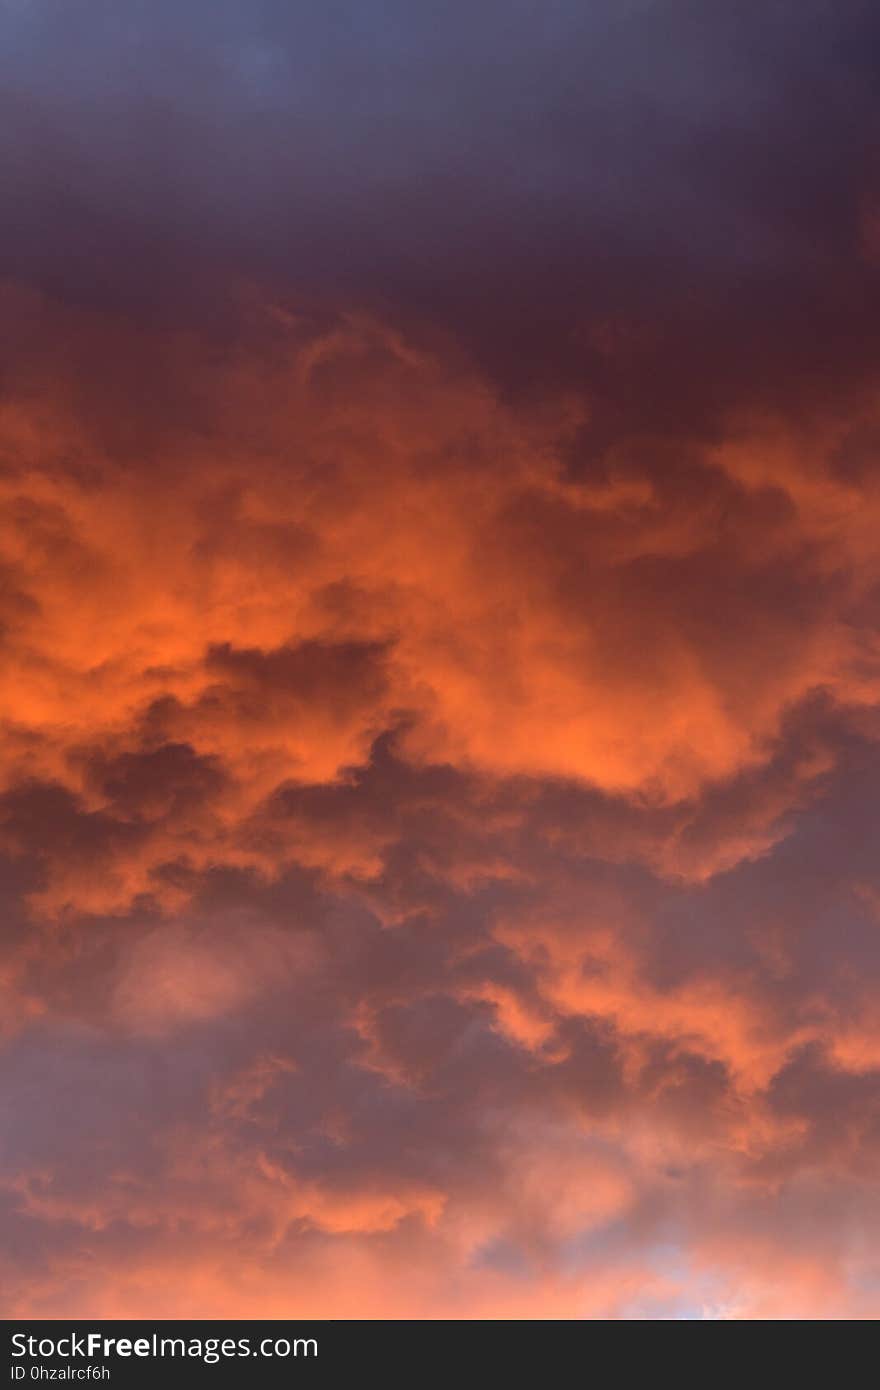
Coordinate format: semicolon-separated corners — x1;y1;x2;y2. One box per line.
3;0;880;1322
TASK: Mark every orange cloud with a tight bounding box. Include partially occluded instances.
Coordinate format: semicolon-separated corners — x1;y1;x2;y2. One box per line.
3;289;880;1320
2;293;880;917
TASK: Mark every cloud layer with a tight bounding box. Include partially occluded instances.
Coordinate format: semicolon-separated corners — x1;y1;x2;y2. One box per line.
3;0;880;1319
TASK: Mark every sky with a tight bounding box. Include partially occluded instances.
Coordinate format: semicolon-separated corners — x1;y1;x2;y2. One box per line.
2;0;880;1319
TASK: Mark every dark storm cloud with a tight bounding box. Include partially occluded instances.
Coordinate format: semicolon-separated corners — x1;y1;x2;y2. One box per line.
3;0;880;408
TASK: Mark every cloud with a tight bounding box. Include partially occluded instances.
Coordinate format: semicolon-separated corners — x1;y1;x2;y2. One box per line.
3;0;880;1321
3;297;879;920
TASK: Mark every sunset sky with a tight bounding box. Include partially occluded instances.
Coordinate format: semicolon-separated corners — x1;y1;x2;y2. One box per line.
3;0;880;1319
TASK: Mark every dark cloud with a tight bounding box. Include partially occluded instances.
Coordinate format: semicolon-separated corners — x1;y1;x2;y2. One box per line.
3;2;880;405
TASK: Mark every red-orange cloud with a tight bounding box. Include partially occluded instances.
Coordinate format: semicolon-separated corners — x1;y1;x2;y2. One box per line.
2;289;880;1320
